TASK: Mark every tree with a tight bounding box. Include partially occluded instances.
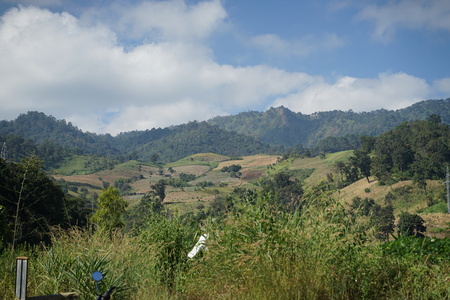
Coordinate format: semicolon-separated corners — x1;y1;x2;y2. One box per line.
151;180;167;203
263;171;303;211
350;197;377;217
91;186;128;233
372;204;395;241
125;192;163;232
350;149;372;183
0;156;73;246
397;212;426;237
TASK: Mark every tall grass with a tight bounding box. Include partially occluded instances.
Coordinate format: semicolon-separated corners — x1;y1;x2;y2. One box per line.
1;195;449;299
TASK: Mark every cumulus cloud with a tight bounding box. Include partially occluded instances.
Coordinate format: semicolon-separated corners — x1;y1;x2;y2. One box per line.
80;0;227;42
357;0;450;41
0;4;313;134
271;72;431;114
0;2;447;135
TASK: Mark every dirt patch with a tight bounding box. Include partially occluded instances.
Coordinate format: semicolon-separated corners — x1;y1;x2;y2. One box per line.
173;165;211;176
422;213;450;238
242;169;264;181
53;174;103;187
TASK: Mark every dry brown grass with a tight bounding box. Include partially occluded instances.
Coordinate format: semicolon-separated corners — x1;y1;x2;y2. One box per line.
172;164;211;175
422;213;450;238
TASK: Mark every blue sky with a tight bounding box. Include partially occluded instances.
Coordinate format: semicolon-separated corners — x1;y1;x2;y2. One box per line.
0;0;449;134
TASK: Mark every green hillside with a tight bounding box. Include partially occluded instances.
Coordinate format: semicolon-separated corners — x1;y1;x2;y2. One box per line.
1;98;450;166
208;98;450;146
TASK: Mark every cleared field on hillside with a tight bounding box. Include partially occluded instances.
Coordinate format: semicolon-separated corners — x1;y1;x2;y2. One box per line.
52;152;450;238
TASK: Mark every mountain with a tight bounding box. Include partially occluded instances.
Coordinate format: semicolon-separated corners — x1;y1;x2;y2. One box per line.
0;112;119;155
208;98;450;146
1;98;450;163
0;112;276;163
133;121;277;162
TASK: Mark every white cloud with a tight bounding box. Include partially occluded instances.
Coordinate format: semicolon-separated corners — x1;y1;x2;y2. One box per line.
0;4;313;134
1;0;63;6
271;72;431;114
357;0;450;41
81;0;227;42
433;78;450;95
0;3;446;136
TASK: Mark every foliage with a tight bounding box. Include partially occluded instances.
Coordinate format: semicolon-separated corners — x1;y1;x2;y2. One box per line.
372;117;450;184
209;98;450;147
91;186;128;233
164;177;191;188
136;121;277;162
0;157;85;246
125;193;164;233
220;164;242;173
0;193;449;299
150;180;167;202
398;212;427;237
383;236;450;264
0;133;72;169
138;214;197;288
179;172;196;182
350;196;395;241
260;170;304;212
221;164;242;178
3;99;450;166
183;196;449;299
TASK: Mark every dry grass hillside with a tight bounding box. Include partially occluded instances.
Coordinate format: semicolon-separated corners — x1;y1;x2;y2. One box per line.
53;152;450;237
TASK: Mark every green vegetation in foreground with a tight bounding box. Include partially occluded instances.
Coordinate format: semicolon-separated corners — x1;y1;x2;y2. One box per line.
1;196;449;299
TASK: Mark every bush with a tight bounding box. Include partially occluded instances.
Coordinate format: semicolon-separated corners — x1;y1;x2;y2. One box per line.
398;212;426;237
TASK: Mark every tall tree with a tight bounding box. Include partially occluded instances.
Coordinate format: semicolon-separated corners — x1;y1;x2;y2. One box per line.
91;186;128;233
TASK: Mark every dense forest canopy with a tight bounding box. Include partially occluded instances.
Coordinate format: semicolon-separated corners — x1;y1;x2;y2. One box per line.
371;115;450;184
209;98;450;146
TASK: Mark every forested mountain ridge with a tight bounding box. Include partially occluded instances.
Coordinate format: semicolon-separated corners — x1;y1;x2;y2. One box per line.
1;98;449;164
208;98;450;146
133;121;277;162
0;112;276;164
0;112;120;156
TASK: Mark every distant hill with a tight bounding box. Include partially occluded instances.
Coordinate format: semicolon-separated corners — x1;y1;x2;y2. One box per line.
1;98;449;163
132;121;277;162
0;112;120;155
0;112;276;163
208;98;450;146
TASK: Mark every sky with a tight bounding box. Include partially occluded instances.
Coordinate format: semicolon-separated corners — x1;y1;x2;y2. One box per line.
0;0;449;135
